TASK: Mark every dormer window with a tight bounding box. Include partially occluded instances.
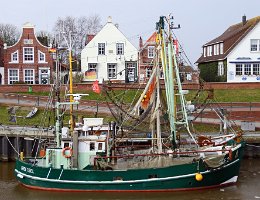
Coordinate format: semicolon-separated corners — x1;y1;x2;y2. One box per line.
38;51;46;63
203;47;206;57
23;47;34;63
207;46;212;56
148;46;155;58
216;44;219;55
220;43;224;54
11;51;18;63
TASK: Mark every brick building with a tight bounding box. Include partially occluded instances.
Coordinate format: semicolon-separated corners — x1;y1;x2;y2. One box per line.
3;22;53;85
138;32;157;83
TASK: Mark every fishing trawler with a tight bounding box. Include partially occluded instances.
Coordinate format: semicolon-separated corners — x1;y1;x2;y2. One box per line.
14;16;245;192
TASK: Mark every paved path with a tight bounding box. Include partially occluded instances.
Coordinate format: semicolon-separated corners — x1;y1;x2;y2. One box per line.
1;93;260;128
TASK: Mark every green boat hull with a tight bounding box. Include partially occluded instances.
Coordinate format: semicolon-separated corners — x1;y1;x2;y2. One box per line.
14;143;245;192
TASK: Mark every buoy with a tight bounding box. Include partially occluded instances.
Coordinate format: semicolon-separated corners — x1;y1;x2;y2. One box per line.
62;147;73;158
40;149;46;157
195;173;203;181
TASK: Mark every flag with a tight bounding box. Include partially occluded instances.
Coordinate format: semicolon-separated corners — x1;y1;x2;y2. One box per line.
173;39;179;54
92;80;100;94
85;70;97;80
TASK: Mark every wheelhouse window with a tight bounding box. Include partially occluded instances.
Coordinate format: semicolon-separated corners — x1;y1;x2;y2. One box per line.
98;143;103;150
23;47;34;62
24;69;34;84
38;51;46;63
235;64;243;75
253;63;260;75
148;46;155;58
90;142;95;151
107;63;117;79
98;43;105;55
116;43;124;55
244;64;251;75
11;51;18;63
8;69;19;84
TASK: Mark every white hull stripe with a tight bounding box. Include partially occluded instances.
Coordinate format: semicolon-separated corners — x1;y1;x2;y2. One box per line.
15;159;240;185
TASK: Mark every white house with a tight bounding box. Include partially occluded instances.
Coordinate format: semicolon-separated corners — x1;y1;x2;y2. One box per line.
81;16;138;83
196;16;260;83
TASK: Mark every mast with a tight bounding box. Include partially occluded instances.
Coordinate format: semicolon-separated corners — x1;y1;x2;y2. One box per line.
156;16;177;148
60;31;75;131
156;16;198;148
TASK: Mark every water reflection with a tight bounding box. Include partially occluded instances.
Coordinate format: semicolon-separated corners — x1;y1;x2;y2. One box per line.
0;159;259;200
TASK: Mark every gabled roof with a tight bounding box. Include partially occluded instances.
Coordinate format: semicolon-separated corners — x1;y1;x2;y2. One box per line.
196;16;260;64
143;32;156;47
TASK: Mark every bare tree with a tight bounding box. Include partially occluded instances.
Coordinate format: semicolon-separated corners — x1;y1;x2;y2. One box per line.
36;30;53;47
0;23;20;46
53;14;102;57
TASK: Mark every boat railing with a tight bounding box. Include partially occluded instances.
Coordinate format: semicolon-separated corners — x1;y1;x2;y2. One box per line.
93;148;233;167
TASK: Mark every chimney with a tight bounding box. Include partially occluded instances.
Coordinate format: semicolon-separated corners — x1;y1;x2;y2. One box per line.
107;16;112;23
85;34;95;45
242;15;247;26
139;36;143;49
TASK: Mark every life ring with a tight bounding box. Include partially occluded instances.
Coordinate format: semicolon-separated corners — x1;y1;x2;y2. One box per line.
228;150;232;160
202;139;211;146
62;147;73;158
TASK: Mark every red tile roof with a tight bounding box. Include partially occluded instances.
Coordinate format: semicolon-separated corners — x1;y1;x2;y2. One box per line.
196;16;260;64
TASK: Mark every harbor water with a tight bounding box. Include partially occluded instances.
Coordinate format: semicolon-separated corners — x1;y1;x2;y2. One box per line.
0;159;259;200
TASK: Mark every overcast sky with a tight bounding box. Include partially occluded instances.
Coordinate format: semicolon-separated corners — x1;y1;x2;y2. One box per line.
1;0;260;65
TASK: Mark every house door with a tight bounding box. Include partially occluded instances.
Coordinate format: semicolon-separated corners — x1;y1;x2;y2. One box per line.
39;69;50;84
126;62;137;83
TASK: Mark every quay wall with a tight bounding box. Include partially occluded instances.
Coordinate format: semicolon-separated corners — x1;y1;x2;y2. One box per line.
1;82;260;93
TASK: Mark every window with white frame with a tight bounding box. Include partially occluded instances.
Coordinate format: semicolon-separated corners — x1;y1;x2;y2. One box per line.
218;62;224;76
116;43;124;55
38;51;46;63
107;63;117;79
216;44;219;55
244;64;251;75
146;67;152;78
213;45;216;55
207;46;212;56
11;51;18;62
88;63;97;71
203;47;206;57
8;69;19;84
253;63;260;75
148;46;155;58
251;39;260;52
98;43;105;55
24;69;34;84
220;43;224;54
23;47;34;62
235;64;243;75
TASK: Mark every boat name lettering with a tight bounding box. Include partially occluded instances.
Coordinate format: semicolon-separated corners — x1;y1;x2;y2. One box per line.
21;166;34;174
